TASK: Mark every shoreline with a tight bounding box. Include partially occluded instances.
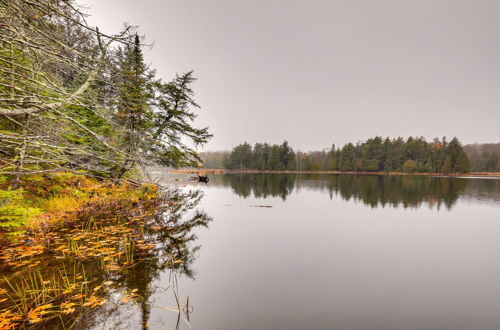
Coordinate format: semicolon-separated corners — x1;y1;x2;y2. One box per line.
164;168;500;178
0;173;164;328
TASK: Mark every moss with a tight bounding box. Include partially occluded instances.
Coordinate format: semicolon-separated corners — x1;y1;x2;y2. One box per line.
0;189;40;234
0;173;158;236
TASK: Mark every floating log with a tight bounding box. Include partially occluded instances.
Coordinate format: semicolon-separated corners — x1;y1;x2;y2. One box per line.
190;174;209;183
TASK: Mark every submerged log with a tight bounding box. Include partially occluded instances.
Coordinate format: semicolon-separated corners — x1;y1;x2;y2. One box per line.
190;174;209;183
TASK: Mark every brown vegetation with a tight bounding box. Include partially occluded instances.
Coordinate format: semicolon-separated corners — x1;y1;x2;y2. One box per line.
0;173;161;328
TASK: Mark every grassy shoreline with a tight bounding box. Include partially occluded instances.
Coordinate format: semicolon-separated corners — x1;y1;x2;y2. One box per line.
166;168;500;177
0;173;158;239
0;173;161;328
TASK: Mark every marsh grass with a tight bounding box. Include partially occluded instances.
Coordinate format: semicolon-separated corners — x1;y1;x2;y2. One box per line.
0;180;210;329
0;263;109;328
0;218;155;328
0;173;160;328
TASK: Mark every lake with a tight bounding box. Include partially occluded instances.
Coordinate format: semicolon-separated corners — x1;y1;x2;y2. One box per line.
81;173;500;330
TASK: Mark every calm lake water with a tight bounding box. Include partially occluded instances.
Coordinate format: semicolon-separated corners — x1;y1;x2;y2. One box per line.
83;173;500;330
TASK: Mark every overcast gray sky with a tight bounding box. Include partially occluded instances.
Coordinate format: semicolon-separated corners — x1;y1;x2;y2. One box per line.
83;0;500;151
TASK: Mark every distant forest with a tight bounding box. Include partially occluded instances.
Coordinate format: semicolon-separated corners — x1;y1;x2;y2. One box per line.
200;137;500;173
464;143;500;172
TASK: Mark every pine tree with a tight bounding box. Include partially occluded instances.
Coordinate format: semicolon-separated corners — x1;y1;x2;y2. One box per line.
445;137;469;173
441;156;453;173
150;71;211;168
339;143;355;171
114;35;153;179
424;157;434;172
279;141;295;170
453;151;470;173
268;146;282;170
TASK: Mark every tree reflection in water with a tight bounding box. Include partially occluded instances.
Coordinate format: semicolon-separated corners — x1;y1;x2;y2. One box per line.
76;188;212;330
210;173;471;209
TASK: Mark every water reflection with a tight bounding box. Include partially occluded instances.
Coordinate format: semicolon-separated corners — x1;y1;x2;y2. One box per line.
76;189;212;330
211;173;296;200
208;174;483;209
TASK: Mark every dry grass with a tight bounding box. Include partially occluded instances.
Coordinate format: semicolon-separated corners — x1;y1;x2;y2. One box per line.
0;173;160;328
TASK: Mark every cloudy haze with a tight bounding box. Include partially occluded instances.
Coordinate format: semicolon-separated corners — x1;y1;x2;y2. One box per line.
84;0;500;151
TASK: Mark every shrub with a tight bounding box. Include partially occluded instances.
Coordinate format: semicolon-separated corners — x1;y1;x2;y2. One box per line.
402;159;417;173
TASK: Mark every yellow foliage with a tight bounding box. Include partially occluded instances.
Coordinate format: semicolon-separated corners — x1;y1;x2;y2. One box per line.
27;304;53;324
0;172;160;328
0;311;22;330
0;172;159;234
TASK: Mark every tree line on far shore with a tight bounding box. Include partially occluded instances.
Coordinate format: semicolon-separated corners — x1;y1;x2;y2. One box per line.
199;136;490;173
464;143;500;172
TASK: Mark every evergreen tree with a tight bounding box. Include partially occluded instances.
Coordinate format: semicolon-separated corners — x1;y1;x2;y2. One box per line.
453;150;470;173
150;71;211;168
114;35;154;179
441;156;453;173
338;143;355;171
326;144;337;170
268;145;282;170
423;157;434;172
253;143;266;170
279;141;295;170
361;136;384;171
444;137;469;173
